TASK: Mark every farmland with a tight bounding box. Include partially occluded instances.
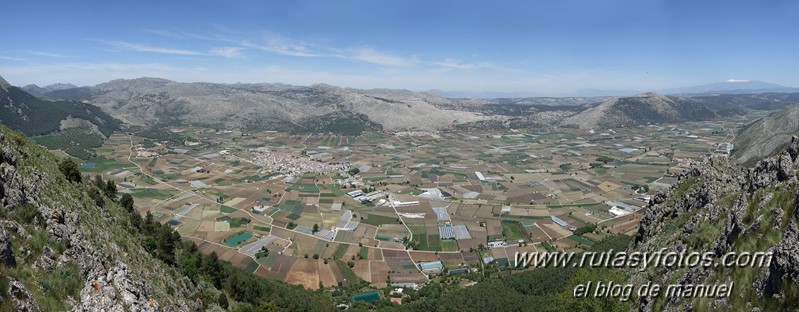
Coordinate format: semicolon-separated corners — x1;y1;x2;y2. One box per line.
84;119;745;290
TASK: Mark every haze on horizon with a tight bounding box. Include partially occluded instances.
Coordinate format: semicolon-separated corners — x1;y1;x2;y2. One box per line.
1;0;797;96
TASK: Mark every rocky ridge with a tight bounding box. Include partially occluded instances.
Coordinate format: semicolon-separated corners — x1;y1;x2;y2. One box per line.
630;135;799;311
0;127;196;311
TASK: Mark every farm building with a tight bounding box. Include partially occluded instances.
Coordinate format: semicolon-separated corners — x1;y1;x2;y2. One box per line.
551;215;569;227
419;261;444;274
252;205;269;214
448;268;470;275
487;241;507;248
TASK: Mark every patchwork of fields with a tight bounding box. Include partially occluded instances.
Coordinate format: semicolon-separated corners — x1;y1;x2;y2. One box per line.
87;120;742;289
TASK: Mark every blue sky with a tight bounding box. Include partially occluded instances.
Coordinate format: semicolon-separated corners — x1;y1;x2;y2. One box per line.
1;0;796;95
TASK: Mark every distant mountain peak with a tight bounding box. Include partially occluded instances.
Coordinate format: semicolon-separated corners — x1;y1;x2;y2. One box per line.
661;80;791;94
635;91;662;97
20;82;78;96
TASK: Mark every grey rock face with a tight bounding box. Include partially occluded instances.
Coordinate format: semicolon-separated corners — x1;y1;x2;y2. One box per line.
7;277;42;312
631;138;799;310
757;221;799;299
71;262;158;312
0;228;15;267
35;245;56;271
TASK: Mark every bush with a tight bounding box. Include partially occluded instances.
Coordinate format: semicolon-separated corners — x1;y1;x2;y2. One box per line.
58;159;82;183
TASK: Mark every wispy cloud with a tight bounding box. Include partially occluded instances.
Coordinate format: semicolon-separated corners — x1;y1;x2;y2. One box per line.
0;55;26;61
348;47;419;67
432;58;477;70
100;40;205;56
242;32;319;57
25;50;75;58
209;47;245;59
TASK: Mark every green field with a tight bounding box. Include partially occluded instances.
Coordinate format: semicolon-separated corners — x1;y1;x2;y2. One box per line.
223;231;253;247
567;235;595;246
335;260;366;288
361;214;398;226
501;221;527;241
326;184;345;196
332;244;349;259
441;239;459;251
253;226;271;232
129;188;176;200
277;200;303;214
359;247;369;260
220;205;237;213
229;217;251;228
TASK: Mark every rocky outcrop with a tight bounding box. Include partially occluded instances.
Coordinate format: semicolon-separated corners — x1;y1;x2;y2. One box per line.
35;245;56;271
756;221;799;300
72;263;158;312
7;277;42;312
632;136;799;311
0;228;14;267
0;127;197;310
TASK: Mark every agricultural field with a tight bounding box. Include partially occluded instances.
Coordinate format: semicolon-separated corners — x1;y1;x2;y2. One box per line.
83;120;742;289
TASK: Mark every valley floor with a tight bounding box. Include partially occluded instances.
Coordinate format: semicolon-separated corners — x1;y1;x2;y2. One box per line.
79;119;747;290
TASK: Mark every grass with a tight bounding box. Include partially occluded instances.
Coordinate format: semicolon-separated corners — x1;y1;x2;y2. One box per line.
253;226;271;232
326;185;345;197
223;232;253;247
332;244;349;259
277;200;303;214
361;214;399;226
229;217;251;228
129;188;175;200
567;235;594;246
335;260;367;288
440;239;459;251
501;221;527;241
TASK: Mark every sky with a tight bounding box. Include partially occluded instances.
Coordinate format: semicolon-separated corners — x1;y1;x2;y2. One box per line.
1;0;797;95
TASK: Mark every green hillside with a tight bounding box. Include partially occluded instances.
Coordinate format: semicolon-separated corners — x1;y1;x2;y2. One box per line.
0;124;333;311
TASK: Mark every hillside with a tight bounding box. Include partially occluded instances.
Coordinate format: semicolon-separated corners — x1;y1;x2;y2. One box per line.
43;78;485;133
0;75;120;159
732;106;799;165
628;138;799;311
0;124;334;311
559;92;719;129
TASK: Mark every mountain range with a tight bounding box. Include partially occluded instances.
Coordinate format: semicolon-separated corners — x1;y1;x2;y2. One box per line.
21;82;78;97
41;78;486;133
0;75;120;159
559;92;720;128
433;80;798;98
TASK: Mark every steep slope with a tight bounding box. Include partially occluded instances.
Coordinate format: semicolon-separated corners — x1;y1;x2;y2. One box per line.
0;124;335;311
0;75;120;159
733;106;799;165
0;125;197;310
44;78;485;133
560;92;719;129
629;138;799;311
